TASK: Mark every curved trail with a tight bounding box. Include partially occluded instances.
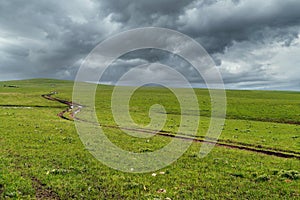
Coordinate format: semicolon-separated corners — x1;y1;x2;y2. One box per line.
41;93;82;120
41;92;300;160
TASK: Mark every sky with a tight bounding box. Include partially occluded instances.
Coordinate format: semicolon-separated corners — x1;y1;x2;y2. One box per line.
0;0;300;90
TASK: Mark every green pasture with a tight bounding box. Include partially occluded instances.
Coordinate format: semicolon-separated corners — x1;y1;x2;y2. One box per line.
0;79;299;199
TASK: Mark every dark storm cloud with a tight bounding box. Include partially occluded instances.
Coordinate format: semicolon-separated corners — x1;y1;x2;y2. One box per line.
0;0;300;90
100;49;202;84
100;0;300;53
0;0;117;80
100;0;190;25
179;0;300;53
91;0;300;90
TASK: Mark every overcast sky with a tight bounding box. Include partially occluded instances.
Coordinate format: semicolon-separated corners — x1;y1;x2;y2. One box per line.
0;0;300;90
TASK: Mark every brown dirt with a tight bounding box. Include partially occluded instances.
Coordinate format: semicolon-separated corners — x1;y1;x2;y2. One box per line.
31;177;60;200
41;93;77;120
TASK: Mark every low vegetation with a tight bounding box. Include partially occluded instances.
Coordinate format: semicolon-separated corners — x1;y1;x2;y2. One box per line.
0;79;299;199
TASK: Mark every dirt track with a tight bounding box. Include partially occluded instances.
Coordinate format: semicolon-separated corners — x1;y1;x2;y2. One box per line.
41;93;82;120
41;93;300;160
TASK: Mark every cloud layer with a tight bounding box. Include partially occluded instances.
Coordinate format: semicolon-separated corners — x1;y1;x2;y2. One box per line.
0;0;300;90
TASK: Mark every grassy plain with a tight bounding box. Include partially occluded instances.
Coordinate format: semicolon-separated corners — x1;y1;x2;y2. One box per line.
0;79;299;199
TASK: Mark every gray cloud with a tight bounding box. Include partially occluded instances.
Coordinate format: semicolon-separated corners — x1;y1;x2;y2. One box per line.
100;49;202;84
0;0;118;79
0;0;299;90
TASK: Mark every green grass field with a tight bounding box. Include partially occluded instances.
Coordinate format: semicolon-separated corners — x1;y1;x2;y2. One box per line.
0;79;299;199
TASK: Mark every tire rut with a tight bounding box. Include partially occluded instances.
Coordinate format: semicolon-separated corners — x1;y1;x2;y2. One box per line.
41;92;300;160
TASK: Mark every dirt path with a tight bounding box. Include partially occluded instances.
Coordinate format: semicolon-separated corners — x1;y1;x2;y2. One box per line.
41;93;82;120
104;125;300;159
42;93;300;160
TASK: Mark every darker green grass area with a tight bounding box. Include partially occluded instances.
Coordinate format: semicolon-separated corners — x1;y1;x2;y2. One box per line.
0;79;299;199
